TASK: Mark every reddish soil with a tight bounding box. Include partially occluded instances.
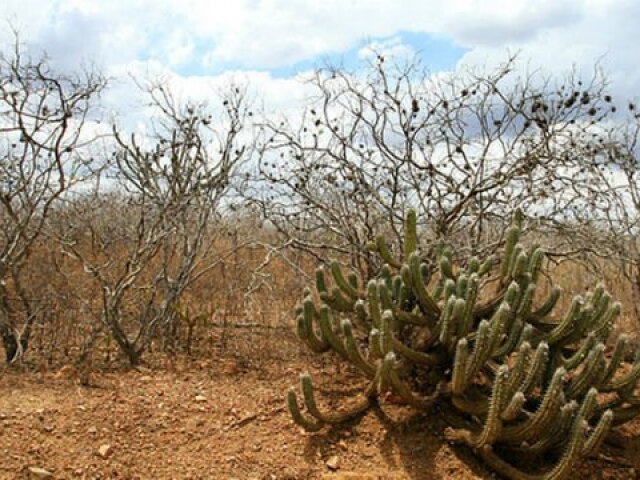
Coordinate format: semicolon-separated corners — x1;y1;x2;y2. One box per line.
0;330;639;480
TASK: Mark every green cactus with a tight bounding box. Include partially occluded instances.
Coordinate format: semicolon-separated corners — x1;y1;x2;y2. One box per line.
287;208;640;480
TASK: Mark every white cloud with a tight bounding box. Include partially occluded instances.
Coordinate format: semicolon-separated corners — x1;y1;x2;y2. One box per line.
0;0;638;124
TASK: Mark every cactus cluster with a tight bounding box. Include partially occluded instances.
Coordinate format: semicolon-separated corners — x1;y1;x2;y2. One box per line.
287;209;640;479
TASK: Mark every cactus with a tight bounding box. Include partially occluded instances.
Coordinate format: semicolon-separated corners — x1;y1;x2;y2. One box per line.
287;209;640;480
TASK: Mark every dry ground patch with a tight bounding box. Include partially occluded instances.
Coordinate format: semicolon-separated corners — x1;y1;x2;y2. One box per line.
0;329;638;480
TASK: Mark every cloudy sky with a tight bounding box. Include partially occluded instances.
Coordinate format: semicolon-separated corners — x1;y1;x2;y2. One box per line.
1;0;638;115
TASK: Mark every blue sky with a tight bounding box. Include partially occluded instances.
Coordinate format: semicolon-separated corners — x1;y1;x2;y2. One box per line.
175;31;469;78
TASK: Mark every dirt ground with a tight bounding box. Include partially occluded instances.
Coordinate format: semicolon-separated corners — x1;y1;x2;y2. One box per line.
1;330;639;480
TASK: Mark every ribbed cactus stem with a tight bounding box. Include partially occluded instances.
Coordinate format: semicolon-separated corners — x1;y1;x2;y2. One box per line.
367;280;382;327
567;343;606;399
528;247;544;283
546;296;583;345
354;299;369;327
502;367;566;444
300;373;372;424
478;256;494;277
380;310;394;355
439;296;457;347
500;226;520;280
341;320;376;377
447;366;508;448
315;267;328;295
511;251;529;279
443;278;456;302
317;306;348;358
602;334;627;385
481;414;587;480
459;274;478;337
468;256;480;273
531;286;561;319
378;280;393;311
582;410;613;457
320;286;355;312
455;274;469;298
503;341;532;402
375;235;401;268
408;253;439;316
452;338;469;395
602;353;640;392
330;261;359;299
504;282;521;308
287;387;323;432
299;299;330;353
467;320;491;383
486;303;510;357
501;392;525;421
369;329;383;359
440;255;455;280
520;342;549;396
404;208;418;259
517;284;536;317
563;333;596;371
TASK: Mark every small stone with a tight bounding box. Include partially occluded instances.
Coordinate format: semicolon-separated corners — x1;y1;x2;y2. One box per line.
326;455;341;471
98;444;113;459
28;467;53;478
195;395;207;402
140;376;152;382
87;426;97;434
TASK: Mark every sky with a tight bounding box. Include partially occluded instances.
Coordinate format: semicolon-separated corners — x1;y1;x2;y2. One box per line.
1;0;638;118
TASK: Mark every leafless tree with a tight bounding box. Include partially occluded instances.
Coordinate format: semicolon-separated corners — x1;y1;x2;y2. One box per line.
57;81;250;365
0;37;106;363
248;55;615;277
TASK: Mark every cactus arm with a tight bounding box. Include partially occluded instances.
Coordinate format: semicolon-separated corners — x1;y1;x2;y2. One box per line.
501;367;566;444
500;226;520;281
582;410;613;457
440;255;455;280
330;261;360;299
611;403;640;425
391;336;443;366
479;415;586;480
466;320;491;383
527;286;561;327
601;355;640;392
316;306;348;358
382;353;444;409
408;253;440;316
520;342;549;396
367;280;382;328
315;267;328;295
341;320;376;377
299;373;373;424
503;342;532;401
561;333;596;371
566;344;607;398
601;335;627;385
451;338;469;395
459;274;478;338
287;388;324;432
501;392;526;421
445;366;508;448
299;300;331;353
320;286;356;312
544;296;582;345
403;208;418;259
374;236;401;269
